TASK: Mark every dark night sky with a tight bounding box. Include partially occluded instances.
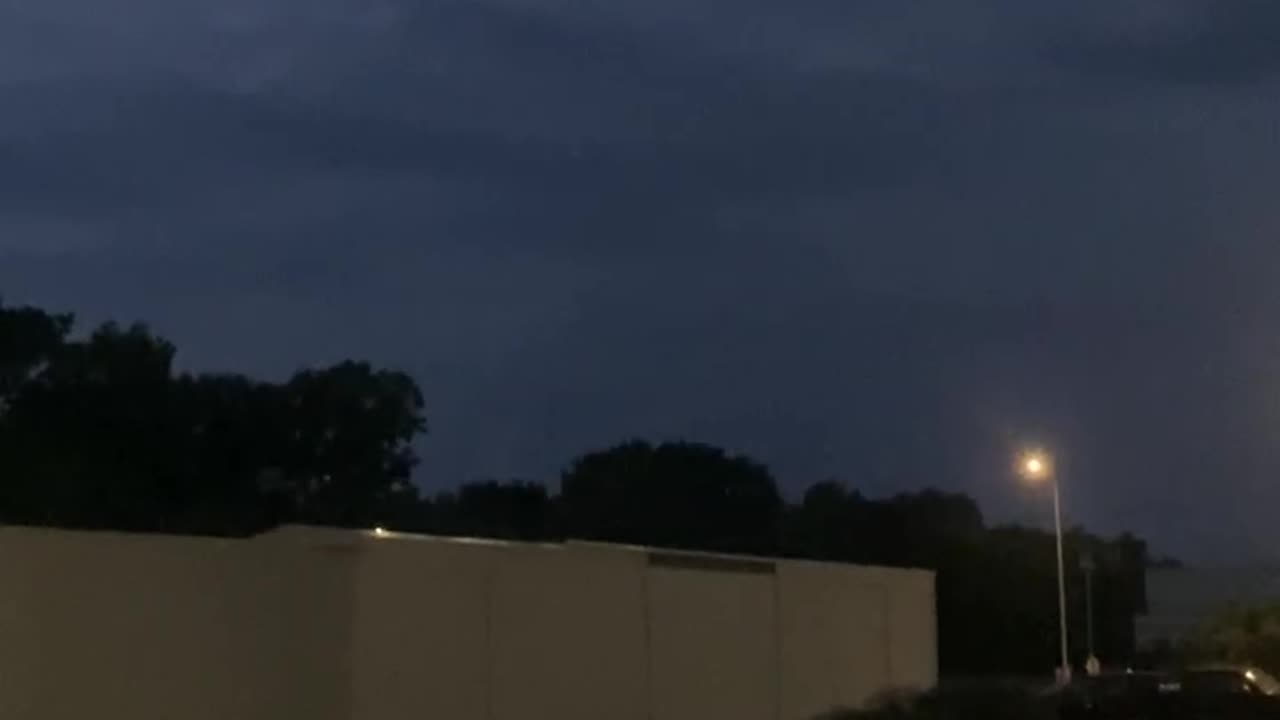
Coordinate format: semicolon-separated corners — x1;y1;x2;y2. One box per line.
3;0;1280;561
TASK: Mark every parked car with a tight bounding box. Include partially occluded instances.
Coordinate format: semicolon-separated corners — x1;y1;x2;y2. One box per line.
1057;665;1280;720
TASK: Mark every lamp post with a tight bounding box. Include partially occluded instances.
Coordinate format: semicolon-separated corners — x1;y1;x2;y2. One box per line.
1081;552;1099;676
1022;451;1070;684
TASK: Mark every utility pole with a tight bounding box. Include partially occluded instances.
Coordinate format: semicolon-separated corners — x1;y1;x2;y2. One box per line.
1052;477;1070;683
1082;552;1099;675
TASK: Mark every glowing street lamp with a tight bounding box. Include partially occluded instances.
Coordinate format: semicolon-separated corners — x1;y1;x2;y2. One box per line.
1020;450;1071;684
1023;454;1046;478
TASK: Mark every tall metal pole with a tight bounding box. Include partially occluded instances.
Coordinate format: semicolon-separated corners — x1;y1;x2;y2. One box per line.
1085;563;1095;660
1052;477;1071;683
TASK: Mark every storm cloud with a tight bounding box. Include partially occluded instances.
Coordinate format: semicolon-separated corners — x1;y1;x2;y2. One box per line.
3;0;1279;559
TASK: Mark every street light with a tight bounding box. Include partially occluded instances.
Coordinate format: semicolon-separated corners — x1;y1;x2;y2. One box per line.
1020;450;1071;684
1025;456;1045;477
1080;551;1098;676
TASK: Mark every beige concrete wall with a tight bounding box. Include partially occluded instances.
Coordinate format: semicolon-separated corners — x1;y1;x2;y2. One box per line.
778;563;893;717
237;528;359;720
885;570;937;693
0;525;935;720
648;561;780;720
0;528;243;720
348;534;495;720
0;526;356;720
346;538;653;720
489;543;649;720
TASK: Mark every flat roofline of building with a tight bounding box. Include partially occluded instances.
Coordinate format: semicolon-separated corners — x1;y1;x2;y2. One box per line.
0;521;933;578
269;524;935;578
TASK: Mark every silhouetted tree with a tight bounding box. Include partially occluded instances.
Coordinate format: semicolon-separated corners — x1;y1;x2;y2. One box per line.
426;480;555;540
164;373;293;533
0;300;73;410
560;440;782;554
783;483;984;566
782;481;872;562
0;304;427;535
278;361;426;528
0;322;180;530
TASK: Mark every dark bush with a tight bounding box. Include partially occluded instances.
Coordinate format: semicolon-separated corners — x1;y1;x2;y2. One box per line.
816;684;1055;720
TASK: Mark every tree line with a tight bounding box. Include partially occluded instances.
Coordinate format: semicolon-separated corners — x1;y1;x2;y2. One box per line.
0;299;1149;676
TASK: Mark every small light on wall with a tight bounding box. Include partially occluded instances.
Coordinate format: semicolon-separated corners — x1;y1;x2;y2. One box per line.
373;526;389;537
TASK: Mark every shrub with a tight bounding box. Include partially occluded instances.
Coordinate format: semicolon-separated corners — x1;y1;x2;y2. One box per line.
816;684;1055;720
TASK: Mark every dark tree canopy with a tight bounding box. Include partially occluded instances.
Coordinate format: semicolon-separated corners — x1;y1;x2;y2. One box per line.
560;440;783;554
430;480;555;540
0;300;73;407
279;361;426;527
0;303;427;535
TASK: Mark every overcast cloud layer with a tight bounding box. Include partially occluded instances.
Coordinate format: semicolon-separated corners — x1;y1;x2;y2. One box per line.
3;0;1280;560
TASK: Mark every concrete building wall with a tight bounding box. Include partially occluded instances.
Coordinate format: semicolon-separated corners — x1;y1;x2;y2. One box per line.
778;562;846;719
885;569;937;692
0;526;358;720
490;543;649;720
1;528;288;720
349;535;494;720
648;559;780;720
775;562;937;718
0;525;935;720
241;528;358;720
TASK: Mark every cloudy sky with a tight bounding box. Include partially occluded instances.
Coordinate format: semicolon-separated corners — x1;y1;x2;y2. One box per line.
3;0;1279;559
